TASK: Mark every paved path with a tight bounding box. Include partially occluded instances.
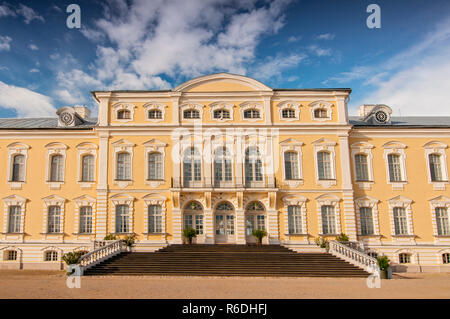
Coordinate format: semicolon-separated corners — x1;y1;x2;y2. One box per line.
0;270;449;298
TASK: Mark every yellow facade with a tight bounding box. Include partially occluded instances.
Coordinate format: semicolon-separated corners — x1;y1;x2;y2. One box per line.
0;73;449;272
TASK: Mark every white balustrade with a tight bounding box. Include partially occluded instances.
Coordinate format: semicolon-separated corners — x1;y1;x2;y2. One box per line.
78;240;123;275
328;240;377;273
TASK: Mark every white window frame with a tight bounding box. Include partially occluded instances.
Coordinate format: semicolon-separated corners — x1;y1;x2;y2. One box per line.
76;142;97;188
209;102;234;122
429;196;450;244
282;195;307;239
355;196;380;237
424;141;449;190
383;141;407;190
182;145;203;188
395;249;416;264
144;139;167;187
388;196;415;244
2;195;26;240
144;102;167;123
316;194;341;235
213;146;234;187
110;194;135;234
280;138;304;187
0;246;22;262
240;102;264;122
42;195;66;240
45;143;67;190
142;193;167;235
180;103;204;122
277;101;301;122
351;142;374;190
309;100;333;122
73;195;96;236
7;142;30;190
113;103;135;123
313;138;337;188
112;139;135;188
41;246;62;262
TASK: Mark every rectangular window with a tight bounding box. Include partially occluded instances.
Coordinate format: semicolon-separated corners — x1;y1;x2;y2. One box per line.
8;205;21;233
443;253;450;264
6;250;17;261
285;152;299;180
399;253;410;264
115;205;129;233
429;154;443;182
195;215;203;235
148;153;163;180
288;205;302;234
359;207;374;235
148;205;162;233
355;154;369;181
12;154;25;182
47;206;61;233
45;251;58;261
245;215;255;236
117;153;131;180
321;205;336;234
79;206;93;234
50;155;64;182
388;154;403;182
318;152;332;180
436;207;449;236
81;155;95;182
393;207;408;235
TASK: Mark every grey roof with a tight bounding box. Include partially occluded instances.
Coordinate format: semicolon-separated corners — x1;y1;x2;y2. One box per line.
349;116;450;128
0;118;98;129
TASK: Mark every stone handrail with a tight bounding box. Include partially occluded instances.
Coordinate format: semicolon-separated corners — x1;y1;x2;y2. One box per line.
340;241;365;252
78;240;123;275
328;240;378;273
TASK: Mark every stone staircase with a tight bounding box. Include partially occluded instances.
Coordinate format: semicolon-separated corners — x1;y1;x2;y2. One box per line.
83;244;370;277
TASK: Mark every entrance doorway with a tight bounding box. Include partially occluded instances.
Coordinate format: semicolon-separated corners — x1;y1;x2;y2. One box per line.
214;202;235;243
245;201;266;243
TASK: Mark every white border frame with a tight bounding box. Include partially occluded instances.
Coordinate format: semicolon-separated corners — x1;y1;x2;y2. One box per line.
277;101;301;122
76;142;97;189
313;138;337;188
45;142;68;190
209;102;234;122
350;142;374;190
240;102;264;122
309;100;333;121
6;142;30;190
144;139;167;187
144;102;167;123
316;194;341;235
424;141;449;190
112;139;135;188
113;103;135;123
73;195;97;236
280;138;304;187
110;193;135;234
142;193;167;235
383;141;408;190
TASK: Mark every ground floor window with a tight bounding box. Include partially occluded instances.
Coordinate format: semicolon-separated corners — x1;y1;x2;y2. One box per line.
148;205;162;233
45;251;58;261
288;205;302;234
115;204;130;233
5;250;17;261
321;205;336;234
399;253;411;264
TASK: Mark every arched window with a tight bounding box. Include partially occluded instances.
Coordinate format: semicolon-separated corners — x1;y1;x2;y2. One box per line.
355;154;369;181
399;253;411;264
393;207;408;235
115;204;130;233
282;109;295;119
321;205;336;234
317;151;332;180
8;205;21;233
284;151;299;180
11;154;25;182
148;205;162;233
81;154;95;182
45;251;58;261
436;207;449;236
429;154;444;182
387;154;403;182
47;206;61;233
246;202;265;211
216;202;234;211
183;109;200;119
183;147;201;186
214;147;232;186
245;147;263;184
359;207;374;235
288;205;302;234
79;206;93;234
213;109;230;119
148;109;162;119
314;108;328;118
243;109;260;119
117;109;131;119
116;152;131;180
148;152;163;180
50;155;64;182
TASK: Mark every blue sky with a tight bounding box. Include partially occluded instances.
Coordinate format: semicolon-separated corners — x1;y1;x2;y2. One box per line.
0;0;450;118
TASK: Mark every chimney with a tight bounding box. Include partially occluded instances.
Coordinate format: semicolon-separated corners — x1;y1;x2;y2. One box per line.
73;106;91;120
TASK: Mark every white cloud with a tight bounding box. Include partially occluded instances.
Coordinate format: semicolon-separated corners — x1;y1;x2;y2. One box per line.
16;4;44;24
0;81;56;117
287;35;301;42
0;35;11;51
29;68;39;73
0;3;15;18
252;53;306;82
309;45;332;57
317;33;335;40
29;44;38;50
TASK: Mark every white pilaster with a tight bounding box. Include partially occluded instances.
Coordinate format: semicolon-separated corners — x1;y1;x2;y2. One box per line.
204;209;214;244
171;208;183;244
235;209;246;244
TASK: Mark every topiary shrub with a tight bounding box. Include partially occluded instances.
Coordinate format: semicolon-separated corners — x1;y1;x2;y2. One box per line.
123;234;136;247
62;251;83;265
183;227;197;244
104;233;117;240
377;255;390;271
315;237;329;249
252;229;267;244
336;233;350;242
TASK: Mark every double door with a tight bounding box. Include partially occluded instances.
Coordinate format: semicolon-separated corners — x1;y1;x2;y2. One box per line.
215;214;235;243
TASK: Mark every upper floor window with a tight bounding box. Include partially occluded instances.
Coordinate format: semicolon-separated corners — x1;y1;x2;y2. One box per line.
115;204;130;233
317;151;332;180
314;108;328;118
436;207;449;236
288;205;302;234
243;109;260;119
148;109;162;119
183;147;201;186
116;152;131;180
45;251;58;262
321;205;336;234
284;151;299;180
387;154;403;182
393;207;408;235
184;109;200;119
213;109;230;119
79;206;93;234
399;253;411;264
49;155;64;182
429;154;444;182
8;205;21;233
214;147;232;185
359;207;374;235
355;154;369;181
47;206;61;233
282;109;296;119
81;154;95;182
245;147;263;183
117;109;131;120
148;152;163;180
148;205;162;234
11;154;25;182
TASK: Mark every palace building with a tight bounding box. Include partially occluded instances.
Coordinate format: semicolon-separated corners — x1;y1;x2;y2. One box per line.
0;73;449;272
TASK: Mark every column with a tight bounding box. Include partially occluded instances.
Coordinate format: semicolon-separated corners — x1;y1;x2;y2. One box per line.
336;95;348;125
171;93;181;125
171;208;183;244
95;131;109;239
204;209;214;244
235;209;246;244
262;94;272;125
235;135;244;187
204;136;212;188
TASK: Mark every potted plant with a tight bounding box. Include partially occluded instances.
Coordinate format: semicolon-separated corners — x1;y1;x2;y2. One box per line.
62;251;83;275
377;255;392;279
104;233;117;240
123;234;136;252
336;233;350;242
314;237;329;251
183;227;197;244
252;229;267;245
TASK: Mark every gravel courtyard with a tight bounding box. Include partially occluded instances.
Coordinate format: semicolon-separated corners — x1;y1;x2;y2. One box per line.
0;270;449;299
